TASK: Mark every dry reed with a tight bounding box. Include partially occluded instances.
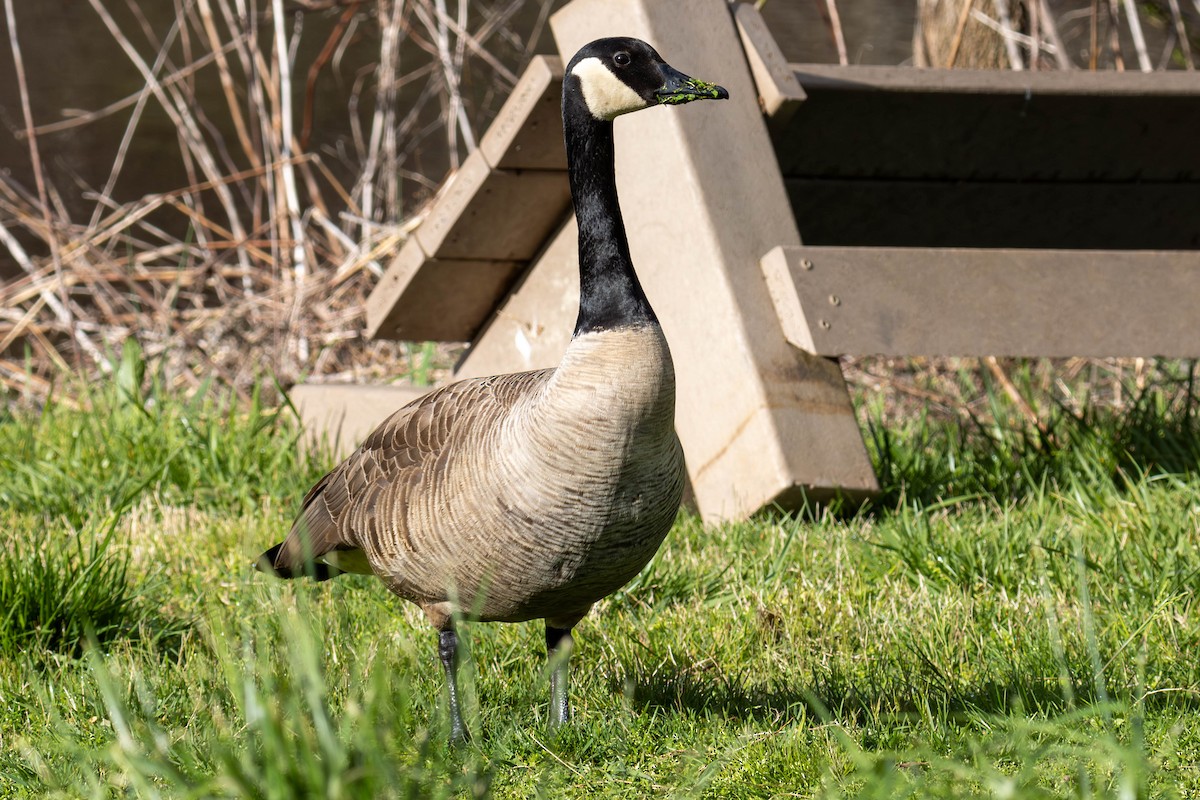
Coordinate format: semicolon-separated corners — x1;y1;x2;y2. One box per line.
0;0;550;404
916;0;1199;71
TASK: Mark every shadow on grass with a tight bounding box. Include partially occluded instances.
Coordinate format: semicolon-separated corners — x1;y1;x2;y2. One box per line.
0;520;193;664
617;663;1200;728
11;608;193;670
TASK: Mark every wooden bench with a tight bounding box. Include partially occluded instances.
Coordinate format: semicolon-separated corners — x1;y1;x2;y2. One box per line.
296;0;1200;522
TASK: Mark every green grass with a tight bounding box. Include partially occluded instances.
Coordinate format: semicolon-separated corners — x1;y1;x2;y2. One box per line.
0;357;1198;797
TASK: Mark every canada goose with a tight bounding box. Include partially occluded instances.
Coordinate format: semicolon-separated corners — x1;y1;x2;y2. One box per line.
257;37;727;741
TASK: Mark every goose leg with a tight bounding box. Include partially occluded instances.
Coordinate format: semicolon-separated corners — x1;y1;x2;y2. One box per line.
545;624;574;728
438;628;469;743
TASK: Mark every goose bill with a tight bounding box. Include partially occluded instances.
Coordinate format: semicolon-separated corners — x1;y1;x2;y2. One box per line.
653;66;729;106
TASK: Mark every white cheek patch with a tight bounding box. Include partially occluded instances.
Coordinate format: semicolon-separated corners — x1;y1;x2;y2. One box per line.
572;57;648;120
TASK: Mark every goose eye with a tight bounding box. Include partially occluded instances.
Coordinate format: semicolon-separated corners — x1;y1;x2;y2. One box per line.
613;51;631;67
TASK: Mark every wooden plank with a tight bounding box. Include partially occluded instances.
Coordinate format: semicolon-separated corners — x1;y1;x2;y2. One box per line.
479;56;566;171
455;218;578;379
776;64;1200;182
762;245;1200;358
732;3;805;133
415;147;572;262
365;54;572;343
365;237;524;341
794;63;1200;96
785;178;1200;250
291;382;429;459
551;0;877;521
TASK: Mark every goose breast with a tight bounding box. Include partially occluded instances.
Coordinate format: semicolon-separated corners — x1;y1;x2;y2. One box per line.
369;325;685;622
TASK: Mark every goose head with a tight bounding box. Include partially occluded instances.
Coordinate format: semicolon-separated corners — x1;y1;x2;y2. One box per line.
566;37;729;121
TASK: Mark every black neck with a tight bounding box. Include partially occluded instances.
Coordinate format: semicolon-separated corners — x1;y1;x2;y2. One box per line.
563;84;657;336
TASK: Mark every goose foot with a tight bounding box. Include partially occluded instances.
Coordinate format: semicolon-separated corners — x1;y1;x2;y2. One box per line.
439;628;470;744
546;624;574;729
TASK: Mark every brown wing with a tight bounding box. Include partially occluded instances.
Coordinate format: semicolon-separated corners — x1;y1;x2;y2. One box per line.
257;369;553;579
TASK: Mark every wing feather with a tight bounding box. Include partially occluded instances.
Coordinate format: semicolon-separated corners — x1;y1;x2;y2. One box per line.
257;370;552;578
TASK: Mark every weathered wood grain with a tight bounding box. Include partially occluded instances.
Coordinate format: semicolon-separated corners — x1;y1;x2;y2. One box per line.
763;245;1200;357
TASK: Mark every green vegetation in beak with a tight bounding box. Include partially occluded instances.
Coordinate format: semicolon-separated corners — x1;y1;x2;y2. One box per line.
654;66;729;106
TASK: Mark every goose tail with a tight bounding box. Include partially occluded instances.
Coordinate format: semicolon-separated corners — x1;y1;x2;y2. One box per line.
253;542;342;581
